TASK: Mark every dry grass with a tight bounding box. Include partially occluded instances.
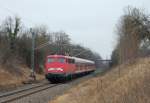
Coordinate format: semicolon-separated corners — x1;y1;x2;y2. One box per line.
50;58;150;103
0;65;44;90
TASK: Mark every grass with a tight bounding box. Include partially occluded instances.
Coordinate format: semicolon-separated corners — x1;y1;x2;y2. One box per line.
50;57;150;103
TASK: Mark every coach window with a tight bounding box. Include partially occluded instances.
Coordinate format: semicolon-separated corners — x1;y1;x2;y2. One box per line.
76;64;80;70
72;59;75;63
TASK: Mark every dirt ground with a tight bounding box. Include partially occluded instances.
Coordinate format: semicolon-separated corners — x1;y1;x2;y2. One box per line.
0;65;44;91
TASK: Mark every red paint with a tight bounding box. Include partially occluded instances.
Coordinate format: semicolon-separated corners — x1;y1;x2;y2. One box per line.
45;55;95;75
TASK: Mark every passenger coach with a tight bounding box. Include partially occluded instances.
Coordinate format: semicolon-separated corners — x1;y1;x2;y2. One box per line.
45;55;95;82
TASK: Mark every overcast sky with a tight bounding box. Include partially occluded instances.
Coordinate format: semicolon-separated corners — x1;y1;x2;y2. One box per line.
0;0;149;59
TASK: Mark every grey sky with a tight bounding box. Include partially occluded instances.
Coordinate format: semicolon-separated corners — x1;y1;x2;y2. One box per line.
0;0;149;59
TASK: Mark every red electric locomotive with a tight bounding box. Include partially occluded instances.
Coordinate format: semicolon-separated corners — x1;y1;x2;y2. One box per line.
45;55;95;82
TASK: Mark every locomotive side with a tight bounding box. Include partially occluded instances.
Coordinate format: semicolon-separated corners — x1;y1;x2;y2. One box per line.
45;55;95;82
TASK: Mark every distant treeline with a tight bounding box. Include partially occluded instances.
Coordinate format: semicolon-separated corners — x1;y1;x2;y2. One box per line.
111;6;150;66
0;16;101;73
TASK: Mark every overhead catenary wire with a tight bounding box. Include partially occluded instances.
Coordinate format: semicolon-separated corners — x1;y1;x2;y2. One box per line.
73;50;89;57
34;42;71;50
35;42;52;50
0;5;96;59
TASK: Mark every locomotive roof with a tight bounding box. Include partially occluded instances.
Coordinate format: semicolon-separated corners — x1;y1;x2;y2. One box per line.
72;57;94;64
47;55;94;64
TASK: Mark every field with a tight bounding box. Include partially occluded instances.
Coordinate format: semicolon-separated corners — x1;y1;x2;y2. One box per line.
50;58;150;103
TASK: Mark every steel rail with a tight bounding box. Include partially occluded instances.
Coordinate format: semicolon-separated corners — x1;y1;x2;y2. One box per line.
0;83;59;103
0;82;48;98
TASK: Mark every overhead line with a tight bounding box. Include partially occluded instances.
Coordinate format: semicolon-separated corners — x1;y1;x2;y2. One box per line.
0;5;96;58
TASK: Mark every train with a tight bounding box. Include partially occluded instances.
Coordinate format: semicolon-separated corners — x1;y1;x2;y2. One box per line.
45;55;95;82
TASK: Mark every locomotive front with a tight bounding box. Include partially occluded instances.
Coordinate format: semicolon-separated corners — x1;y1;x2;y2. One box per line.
45;55;66;80
44;55;75;82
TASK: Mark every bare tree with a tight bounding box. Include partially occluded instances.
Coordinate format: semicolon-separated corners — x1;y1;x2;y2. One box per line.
116;6;150;64
3;16;21;51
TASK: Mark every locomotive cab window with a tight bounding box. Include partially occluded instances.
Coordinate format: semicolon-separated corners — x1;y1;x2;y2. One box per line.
47;58;65;63
58;58;65;63
47;58;55;63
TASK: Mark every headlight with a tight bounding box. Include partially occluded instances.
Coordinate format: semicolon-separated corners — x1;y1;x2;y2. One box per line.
48;68;63;71
57;68;63;71
48;68;55;71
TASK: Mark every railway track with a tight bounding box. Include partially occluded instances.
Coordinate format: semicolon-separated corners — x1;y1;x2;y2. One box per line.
0;70;102;103
0;82;59;103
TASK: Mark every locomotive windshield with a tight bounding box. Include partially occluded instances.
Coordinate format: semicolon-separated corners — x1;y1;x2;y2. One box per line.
47;57;65;63
47;58;55;63
58;58;65;63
